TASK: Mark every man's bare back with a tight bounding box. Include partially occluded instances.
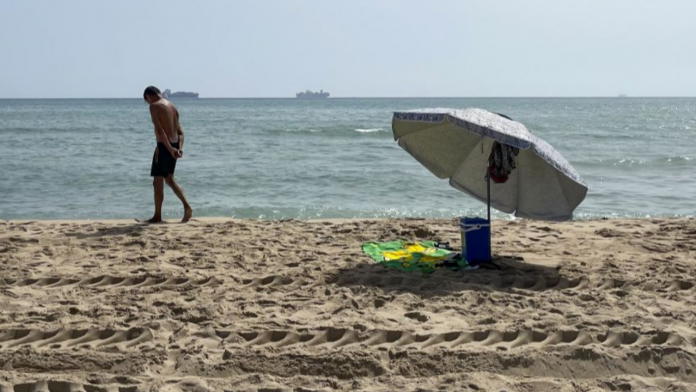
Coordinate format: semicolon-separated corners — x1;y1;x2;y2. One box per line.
149;99;181;144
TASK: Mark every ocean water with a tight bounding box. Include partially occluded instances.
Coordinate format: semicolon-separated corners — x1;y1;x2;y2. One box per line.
0;98;694;221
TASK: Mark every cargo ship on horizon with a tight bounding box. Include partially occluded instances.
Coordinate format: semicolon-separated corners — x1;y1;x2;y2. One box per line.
296;90;330;99
163;89;199;99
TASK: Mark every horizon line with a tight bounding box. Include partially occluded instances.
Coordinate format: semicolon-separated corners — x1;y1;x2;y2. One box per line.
1;95;696;100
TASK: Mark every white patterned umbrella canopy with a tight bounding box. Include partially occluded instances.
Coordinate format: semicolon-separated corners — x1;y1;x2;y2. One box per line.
392;108;588;221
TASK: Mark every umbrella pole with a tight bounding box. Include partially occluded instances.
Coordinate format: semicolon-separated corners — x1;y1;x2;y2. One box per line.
486;173;491;261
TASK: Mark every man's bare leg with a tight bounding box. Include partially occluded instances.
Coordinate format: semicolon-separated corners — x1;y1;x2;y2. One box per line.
148;177;165;223
165;175;192;223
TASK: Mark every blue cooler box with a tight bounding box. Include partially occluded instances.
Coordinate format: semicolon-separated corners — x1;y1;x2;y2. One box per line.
459;217;491;262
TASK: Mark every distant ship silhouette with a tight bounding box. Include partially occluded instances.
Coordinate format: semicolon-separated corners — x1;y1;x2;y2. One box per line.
163;89;199;99
296;90;330;99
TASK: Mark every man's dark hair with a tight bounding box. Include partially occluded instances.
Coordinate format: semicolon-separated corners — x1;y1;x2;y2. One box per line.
143;86;161;99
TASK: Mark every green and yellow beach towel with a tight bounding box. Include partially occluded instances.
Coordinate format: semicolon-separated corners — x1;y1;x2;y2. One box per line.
362;240;472;273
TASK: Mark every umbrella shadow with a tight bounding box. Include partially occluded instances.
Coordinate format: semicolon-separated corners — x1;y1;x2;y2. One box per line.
332;256;575;299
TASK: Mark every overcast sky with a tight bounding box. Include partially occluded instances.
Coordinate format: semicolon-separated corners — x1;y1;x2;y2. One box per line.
1;0;695;98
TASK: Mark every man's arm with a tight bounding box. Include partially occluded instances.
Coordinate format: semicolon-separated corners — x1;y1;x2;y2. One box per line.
175;108;184;151
150;105;176;155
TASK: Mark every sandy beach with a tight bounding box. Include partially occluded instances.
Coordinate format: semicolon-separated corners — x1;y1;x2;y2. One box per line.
0;217;695;391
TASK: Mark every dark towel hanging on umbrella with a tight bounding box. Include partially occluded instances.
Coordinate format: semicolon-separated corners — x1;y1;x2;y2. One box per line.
487;141;519;183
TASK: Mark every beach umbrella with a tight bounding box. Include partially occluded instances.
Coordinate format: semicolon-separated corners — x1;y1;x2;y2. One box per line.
391;107;587;225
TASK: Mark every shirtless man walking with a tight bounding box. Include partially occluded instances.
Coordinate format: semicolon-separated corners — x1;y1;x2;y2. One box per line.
143;86;192;223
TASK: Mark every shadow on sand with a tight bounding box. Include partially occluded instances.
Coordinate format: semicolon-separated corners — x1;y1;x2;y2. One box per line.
63;222;149;240
332;255;575;299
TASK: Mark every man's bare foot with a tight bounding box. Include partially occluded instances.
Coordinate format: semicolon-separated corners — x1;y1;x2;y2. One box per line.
182;207;193;223
143;216;164;224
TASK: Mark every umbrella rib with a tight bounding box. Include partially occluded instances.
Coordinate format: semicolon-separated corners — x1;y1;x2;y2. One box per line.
448;137;485;203
448;137;481;179
514;160;522;218
553;167;574;218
